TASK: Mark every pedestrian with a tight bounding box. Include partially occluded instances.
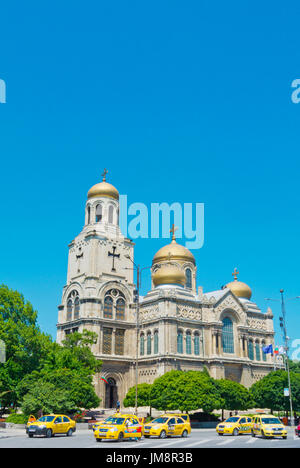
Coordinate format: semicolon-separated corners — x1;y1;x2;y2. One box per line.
116;400;120;413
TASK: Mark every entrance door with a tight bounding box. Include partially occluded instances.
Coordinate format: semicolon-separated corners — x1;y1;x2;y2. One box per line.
105;377;118;408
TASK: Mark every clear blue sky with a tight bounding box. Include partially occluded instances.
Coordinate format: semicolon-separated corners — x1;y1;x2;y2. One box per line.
0;1;299;350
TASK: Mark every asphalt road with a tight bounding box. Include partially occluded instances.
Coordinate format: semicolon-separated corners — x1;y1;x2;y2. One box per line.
0;427;298;448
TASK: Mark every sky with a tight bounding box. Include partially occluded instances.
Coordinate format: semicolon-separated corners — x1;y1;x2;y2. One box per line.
0;1;300;352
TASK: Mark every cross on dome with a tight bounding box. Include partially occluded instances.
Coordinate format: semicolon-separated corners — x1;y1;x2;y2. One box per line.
102;168;108;181
232;267;239;281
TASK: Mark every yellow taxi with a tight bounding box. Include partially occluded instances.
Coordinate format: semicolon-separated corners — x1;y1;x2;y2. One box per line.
252;415;287;439
26;414;76;438
216;416;253;436
94;414;143;442
143;415;191;439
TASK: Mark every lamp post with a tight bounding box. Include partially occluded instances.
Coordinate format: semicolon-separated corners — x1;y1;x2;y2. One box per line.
265;292;300;426
125;255;151;416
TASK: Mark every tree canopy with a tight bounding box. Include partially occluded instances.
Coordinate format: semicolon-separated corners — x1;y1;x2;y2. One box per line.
149;370;223;413
0;285;102;415
250;370;300;412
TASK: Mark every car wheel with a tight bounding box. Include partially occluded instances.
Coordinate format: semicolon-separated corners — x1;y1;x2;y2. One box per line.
233;428;239;437
218;433;224;436
118;432;124;442
261;431;267;439
144;435;150;438
182;430;188;438
282;436;287;440
46;429;52;438
28;434;34;438
67;429;73;437
251;431;256;438
159;430;167;439
96;438;102;442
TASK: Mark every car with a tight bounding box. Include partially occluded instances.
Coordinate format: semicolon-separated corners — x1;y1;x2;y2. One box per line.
143;416;191;439
94;414;143;442
92;418;107;432
165;413;191;431
295;424;300;437
26;414;76;438
216;416;253;436
252;415;287;439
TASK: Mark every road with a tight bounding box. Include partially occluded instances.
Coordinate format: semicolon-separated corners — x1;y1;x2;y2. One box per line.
0;427;298;448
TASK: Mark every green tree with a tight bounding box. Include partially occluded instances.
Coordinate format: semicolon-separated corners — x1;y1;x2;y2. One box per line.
216;379;254;419
0;285;53;409
250;370;300;412
151;370;223;413
123;383;153;414
17;331;102;415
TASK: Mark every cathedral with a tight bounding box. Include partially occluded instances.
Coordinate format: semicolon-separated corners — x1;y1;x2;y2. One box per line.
56;173;276;409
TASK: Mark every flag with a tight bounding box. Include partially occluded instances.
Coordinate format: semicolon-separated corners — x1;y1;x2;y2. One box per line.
263;344;273;354
274;346;279;355
100;376;109;384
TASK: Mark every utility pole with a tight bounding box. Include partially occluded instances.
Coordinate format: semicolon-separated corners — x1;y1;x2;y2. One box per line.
280;290;294;426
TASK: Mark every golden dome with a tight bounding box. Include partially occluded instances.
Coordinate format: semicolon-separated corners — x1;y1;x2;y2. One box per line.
87;169;119;200
152;226;195;265
152;264;186;287
225;268;252;300
153;240;195;265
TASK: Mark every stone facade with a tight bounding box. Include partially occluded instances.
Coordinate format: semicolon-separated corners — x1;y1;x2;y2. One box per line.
56;179;279;409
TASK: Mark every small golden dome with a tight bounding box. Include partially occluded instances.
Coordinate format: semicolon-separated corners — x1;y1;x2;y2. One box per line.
87;169;119;200
153;225;195;265
152;264;186;287
153;240;195;265
225;268;252;300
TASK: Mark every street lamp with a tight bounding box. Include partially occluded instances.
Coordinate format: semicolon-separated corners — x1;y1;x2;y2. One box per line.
265;291;300;426
125;255;151;416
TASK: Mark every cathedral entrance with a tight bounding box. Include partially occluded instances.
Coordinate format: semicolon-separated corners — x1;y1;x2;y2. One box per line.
105;377;118;409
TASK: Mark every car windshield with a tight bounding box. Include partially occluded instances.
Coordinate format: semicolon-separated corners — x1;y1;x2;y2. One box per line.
225;417;240;423
103;417;125;425
151;418;169;424
261;418;281;425
38;416;55;423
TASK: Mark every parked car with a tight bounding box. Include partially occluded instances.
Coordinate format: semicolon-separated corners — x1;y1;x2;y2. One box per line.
216;416;253;436
26;414;76;438
252;415;287;439
94;414;143;442
143;415;191;439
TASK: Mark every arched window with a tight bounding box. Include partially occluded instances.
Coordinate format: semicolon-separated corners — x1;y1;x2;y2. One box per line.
186;331;192;354
116;298;125;320
186;268;192;289
104;296;113;319
154;330;159;354
66;290;79;322
96;204;102;223
248;340;254;361
255;342;261;361
108;205;114;224
147;332;152;355
67;299;73;321
222;317;234;354
74;297;80;319
262;342;267;362
140;333;145;356
87;205;91;224
194;333;200;355
177;330;183;354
